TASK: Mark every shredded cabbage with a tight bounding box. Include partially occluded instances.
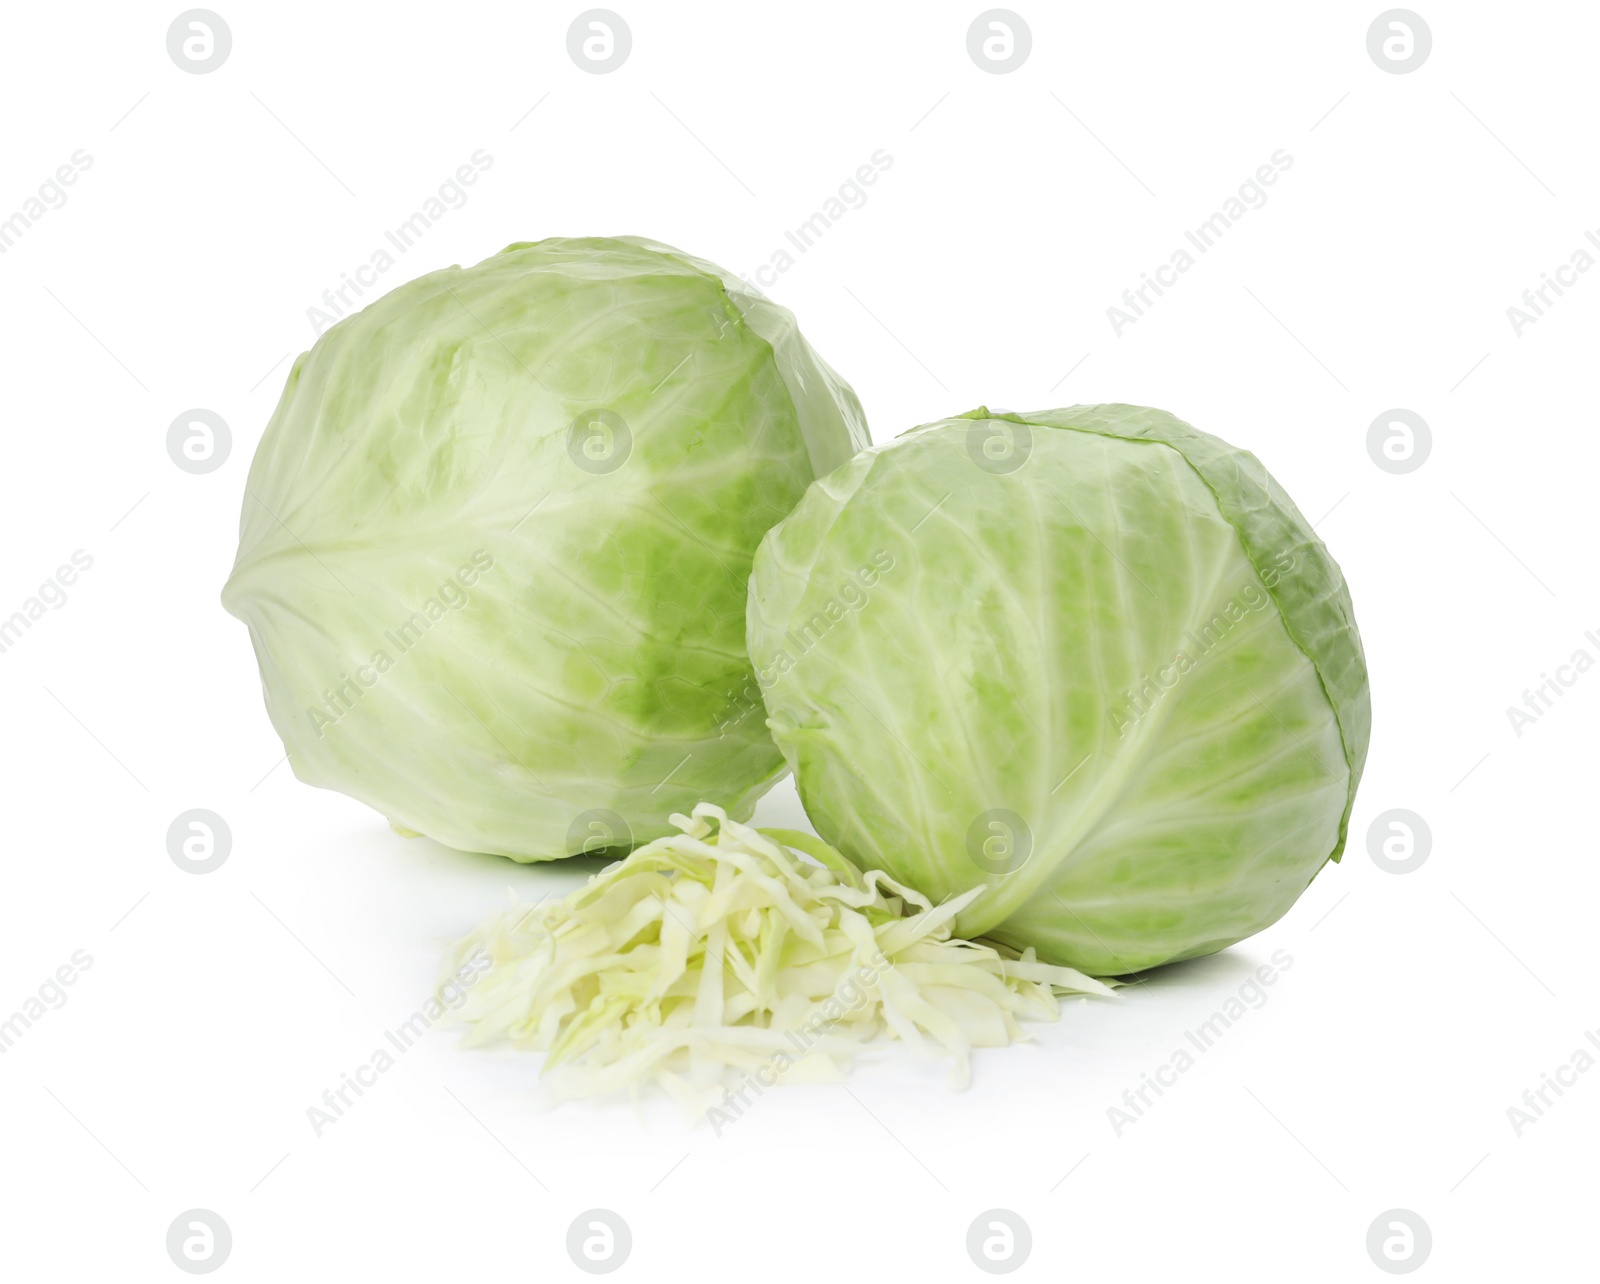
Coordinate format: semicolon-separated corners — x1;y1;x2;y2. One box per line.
441;803;1113;1109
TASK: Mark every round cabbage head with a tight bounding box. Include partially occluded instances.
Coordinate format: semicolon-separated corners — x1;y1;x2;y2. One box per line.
747;405;1370;973
223;236;868;859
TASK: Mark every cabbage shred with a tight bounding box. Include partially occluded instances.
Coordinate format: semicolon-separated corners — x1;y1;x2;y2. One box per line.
442;804;1113;1107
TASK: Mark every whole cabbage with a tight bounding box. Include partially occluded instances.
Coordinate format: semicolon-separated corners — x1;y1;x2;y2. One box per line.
224;237;867;858
747;405;1370;973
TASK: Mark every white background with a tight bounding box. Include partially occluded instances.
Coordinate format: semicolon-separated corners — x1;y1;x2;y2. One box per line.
1;1;1595;1279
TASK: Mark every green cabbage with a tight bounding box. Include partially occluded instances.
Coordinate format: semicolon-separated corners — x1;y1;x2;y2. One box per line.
747;405;1371;973
223;237;867;859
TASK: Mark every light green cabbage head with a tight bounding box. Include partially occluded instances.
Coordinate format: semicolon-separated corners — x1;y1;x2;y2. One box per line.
747;405;1370;973
223;236;867;859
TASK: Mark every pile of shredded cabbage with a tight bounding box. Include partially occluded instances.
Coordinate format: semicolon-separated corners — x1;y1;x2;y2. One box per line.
441;804;1113;1107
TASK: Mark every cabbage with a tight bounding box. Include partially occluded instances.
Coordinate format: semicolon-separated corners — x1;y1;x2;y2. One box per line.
223;237;867;858
441;802;1113;1108
747;405;1370;973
